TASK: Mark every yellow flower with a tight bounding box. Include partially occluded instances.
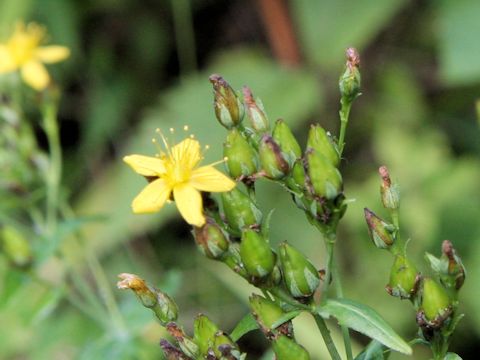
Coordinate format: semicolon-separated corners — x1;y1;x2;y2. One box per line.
124;129;236;227
0;22;70;91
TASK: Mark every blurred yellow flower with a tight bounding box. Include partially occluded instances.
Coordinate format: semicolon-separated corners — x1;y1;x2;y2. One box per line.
0;22;70;90
124;129;236;227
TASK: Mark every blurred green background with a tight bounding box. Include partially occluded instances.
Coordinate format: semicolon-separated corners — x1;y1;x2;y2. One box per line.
0;0;479;359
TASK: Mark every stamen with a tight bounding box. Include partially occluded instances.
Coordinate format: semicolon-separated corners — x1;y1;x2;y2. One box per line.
169;128;175;134
183;125;189;131
190;134;195;139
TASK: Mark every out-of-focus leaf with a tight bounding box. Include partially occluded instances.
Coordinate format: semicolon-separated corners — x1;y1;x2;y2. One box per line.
35;215;107;264
317;298;412;355
0;0;34;36
76;48;322;256
437;0;480;86
291;0;408;69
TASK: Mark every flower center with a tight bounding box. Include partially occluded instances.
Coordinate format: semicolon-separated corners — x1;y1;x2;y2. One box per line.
8;23;45;65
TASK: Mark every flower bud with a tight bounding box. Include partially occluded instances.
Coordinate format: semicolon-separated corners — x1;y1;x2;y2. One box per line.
240;229;276;278
420;277;452;323
442;240;466;290
209;74;244;129
272;335;310;360
279;242;320;298
386;255;419;299
259;135;289;179
272;119;301;167
305;149;342;200
379;166;400;210
306;124;340;167
193;219;229;259
117;273;178;325
221;246;248;279
364;208;396;249
290;160;306;191
166;323;199;358
223;128;257;178
243;86;269;133
221;188;263;235
249;294;293;339
1;226;32;268
213;331;240;359
339;47;361;102
194;314;219;356
425;240;466;291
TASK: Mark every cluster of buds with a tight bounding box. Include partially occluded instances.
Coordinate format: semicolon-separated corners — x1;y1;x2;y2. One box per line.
118;273;244;359
365;167;465;344
211;75;346;231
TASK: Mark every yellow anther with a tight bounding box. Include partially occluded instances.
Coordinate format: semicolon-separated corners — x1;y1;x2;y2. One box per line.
183;125;189;131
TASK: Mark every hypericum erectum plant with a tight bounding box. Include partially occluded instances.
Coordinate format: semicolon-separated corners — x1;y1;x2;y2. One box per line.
118;48;466;360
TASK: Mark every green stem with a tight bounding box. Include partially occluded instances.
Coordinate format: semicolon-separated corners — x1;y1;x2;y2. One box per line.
332;262;354;360
338;97;352;157
42;101;61;234
171;0;197;77
322;232;354;360
312;312;342;360
61;203;128;336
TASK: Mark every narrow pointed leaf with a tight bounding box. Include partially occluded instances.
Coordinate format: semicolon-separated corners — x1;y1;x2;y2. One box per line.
230;313;258;342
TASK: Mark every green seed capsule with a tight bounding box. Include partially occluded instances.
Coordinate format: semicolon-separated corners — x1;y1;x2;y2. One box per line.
259;135;289;179
155;291;179;325
387;255;418;299
224;128;257;178
364;208;395;249
243;86;269;133
273;119;301;167
272;335;310;360
307;124;340;167
209;74;244;129
249;294;285;330
240;229;275;278
221;188;262;235
421;278;451;322
193;219;229;259
305;149;342;200
194;314;219;356
279;242;320;298
1;226;32;268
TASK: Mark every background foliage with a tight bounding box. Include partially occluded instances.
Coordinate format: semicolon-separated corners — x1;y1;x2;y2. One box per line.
0;0;479;359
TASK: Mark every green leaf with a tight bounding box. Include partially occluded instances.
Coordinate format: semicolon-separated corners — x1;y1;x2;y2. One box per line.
437;0;480;85
291;0;408;69
271;310;302;328
354;340;390;360
317;298;412;355
229;313;258;342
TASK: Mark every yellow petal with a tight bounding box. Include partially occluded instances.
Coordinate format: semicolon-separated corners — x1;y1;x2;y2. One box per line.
124;155;166;176
21;60;49;90
170;138;201;169
0;45;17;73
35;45;70;63
173;183;205;227
132;178;172;214
190;165;236;192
